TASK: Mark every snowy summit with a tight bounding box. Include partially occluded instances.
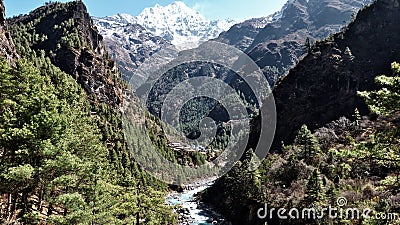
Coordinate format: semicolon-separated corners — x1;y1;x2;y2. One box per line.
95;1;236;47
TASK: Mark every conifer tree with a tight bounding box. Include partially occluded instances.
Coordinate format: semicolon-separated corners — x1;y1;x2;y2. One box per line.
359;62;400;116
294;125;321;165
305;169;325;204
356;62;400;190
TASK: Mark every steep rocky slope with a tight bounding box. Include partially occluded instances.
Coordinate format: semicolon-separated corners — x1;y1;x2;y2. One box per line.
0;1;180;223
93;17;171;84
217;0;372;84
8;1;123;106
272;0;400;149
8;0;202;162
213;16;278;52
0;0;17;63
138;0;373;141
94;1;236;84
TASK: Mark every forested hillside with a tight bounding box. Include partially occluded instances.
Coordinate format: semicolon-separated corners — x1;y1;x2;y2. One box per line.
128;0;373;152
0;1;180;224
204;63;400;225
2;0;400;224
203;0;400;224
272;0;400;148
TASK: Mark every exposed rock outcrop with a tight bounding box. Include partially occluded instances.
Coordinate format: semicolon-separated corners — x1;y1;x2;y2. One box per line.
93;18;171;85
8;1;123;106
0;0;18;63
217;0;372;84
214;17;276;52
271;0;400;149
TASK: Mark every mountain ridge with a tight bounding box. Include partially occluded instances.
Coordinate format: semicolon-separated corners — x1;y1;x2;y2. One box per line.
272;0;400;149
97;1;236;47
93;1;237;83
93;17;172;83
217;0;372;84
8;1;124;106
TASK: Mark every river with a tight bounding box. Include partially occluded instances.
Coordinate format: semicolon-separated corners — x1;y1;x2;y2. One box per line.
166;183;231;225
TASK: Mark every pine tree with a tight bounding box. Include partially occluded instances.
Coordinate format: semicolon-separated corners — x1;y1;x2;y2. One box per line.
0;57;176;224
358;62;400;116
356;62;400;189
294;125;322;165
243;149;262;191
326;184;339;206
305;169;325;204
4;2;179;222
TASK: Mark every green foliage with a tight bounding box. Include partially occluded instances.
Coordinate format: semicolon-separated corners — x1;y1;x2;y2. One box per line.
1;14;177;222
0;56;175;224
4;2;182;223
294;125;322;165
204;63;400;224
353;62;400;190
1;165;35;191
305;169;325;204
146;62;257;152
358;62;400;116
0;58;103;222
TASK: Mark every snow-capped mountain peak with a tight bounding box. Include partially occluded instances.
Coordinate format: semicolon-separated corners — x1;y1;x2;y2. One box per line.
93;1;237;82
98;1;236;47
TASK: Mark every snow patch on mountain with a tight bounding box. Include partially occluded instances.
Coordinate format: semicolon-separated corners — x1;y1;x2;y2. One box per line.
93;17;171;83
97;1;237;48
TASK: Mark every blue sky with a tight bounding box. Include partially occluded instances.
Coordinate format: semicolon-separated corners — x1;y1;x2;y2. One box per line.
4;0;287;21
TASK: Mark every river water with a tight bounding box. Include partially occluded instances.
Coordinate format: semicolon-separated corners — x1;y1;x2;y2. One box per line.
166;184;230;225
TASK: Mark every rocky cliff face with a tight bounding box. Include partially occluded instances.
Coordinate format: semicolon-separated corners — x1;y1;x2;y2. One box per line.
272;0;400;149
0;0;17;63
214;16;278;52
249;0;369;49
8;1;123;106
250;0;372;84
217;0;372;84
93;18;171;85
93;1;236;84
